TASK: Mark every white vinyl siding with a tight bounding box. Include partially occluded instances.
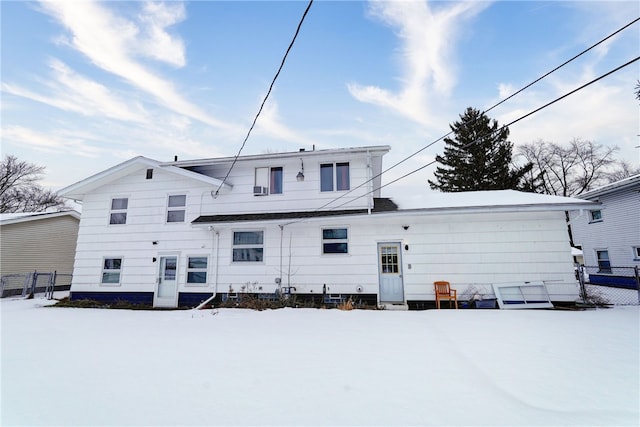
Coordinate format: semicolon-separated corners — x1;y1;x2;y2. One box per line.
570;184;640;268
0;214;79;275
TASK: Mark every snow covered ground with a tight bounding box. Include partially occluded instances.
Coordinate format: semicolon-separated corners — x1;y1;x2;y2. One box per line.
2;294;638;426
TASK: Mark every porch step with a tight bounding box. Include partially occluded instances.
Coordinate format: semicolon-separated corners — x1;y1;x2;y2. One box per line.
380;303;409;311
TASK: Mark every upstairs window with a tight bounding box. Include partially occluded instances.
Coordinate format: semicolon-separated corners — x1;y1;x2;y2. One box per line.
321;162;350;192
633;246;640;260
233;231;264;262
596;250;611;273
109;198;128;225
255;167;283;195
589;210;603;223
101;257;122;284
167;195;186;223
322;228;348;254
187;256;208;285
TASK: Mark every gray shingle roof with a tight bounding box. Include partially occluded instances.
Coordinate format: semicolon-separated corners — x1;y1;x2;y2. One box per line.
192;198;398;224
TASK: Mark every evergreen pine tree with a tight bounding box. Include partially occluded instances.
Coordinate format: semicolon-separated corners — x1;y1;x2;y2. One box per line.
428;107;532;192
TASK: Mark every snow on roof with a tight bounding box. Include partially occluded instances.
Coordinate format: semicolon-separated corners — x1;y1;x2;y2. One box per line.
577;174;640;200
0;210;80;225
397;189;598;211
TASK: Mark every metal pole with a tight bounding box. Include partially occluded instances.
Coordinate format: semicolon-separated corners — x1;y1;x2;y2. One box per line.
578;265;588;303
634;266;639;305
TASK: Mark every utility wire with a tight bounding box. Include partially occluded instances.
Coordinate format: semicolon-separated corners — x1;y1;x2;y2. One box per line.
310;16;640;212
324;56;640;212
213;0;314;197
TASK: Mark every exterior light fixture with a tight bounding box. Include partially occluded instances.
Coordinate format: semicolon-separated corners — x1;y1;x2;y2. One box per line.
296;158;305;182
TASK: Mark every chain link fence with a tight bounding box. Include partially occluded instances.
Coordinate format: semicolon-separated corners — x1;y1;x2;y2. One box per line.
0;271;72;299
578;265;640;306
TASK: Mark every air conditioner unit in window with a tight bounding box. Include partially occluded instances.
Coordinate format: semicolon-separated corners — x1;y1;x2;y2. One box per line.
253;186;268;196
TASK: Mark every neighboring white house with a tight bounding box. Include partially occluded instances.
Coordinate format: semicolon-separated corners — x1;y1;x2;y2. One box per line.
58;146;596;308
1;211;80;296
569;174;640;288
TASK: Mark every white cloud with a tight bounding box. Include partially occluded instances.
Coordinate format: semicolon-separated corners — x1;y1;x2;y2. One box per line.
254;100;318;148
3;59;150;123
37;0;237;131
136;2;186;67
1;125;104;158
348;0;488;125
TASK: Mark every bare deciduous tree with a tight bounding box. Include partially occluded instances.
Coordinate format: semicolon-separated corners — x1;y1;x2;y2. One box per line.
518;139;619;197
0;155;66;213
605;160;640;183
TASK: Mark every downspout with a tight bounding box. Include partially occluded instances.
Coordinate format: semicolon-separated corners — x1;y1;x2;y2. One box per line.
278;224;284;294
367;149;372;215
195;226;219;310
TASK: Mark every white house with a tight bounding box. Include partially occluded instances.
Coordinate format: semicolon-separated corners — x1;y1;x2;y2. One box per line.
569;174;640;288
58;146;596;308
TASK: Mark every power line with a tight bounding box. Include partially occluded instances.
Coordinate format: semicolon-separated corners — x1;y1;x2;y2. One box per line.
213;0;314;197
325;56;640;211
310;16;640;212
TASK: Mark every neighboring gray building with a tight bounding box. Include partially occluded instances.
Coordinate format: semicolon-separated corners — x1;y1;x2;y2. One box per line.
569;174;640;287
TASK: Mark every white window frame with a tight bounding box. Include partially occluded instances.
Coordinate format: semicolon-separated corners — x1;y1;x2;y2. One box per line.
255;167;283;195
589;209;603;223
320;162;350;192
166;194;187;223
322;227;349;254
109;197;128;225
232;230;265;263
633;246;640;261
101;257;122;286
186;255;208;286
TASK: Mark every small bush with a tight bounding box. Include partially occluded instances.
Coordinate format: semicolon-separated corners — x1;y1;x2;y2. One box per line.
51;297;153;310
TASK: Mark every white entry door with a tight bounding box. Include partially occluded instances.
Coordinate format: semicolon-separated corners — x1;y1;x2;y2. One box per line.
378;243;404;303
155;256;178;308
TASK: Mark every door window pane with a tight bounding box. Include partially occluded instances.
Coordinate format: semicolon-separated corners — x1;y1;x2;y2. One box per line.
380;246;399;273
164;258;177;280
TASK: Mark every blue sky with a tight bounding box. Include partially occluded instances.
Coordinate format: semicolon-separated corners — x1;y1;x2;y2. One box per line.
1;0;639;206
